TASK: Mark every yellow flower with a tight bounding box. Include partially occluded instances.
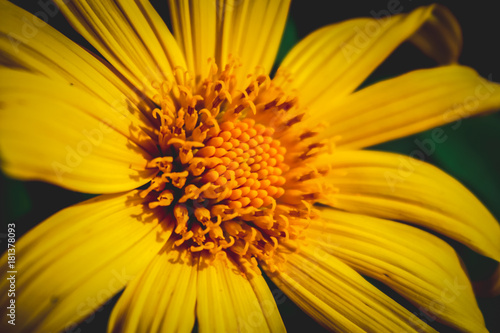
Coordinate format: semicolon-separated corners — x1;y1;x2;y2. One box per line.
0;1;499;332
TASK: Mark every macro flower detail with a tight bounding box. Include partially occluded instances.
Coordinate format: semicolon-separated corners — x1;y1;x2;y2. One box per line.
0;1;499;333
138;61;322;272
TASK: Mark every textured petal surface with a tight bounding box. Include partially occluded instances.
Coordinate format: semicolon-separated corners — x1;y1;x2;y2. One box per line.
197;254;285;332
0;0;158;123
315;150;500;262
264;243;434;332
0;69;157;193
169;0;290;86
108;240;197;333
279;4;461;110
310;207;487;333
53;0;187;97
0;191;171;333
311;65;500;149
167;0;216;85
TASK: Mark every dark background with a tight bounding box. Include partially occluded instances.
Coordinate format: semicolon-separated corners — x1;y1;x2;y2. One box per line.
1;1;499;332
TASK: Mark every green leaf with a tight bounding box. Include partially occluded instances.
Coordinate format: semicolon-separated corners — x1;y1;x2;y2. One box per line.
0;171;31;222
418;113;500;219
272;19;298;74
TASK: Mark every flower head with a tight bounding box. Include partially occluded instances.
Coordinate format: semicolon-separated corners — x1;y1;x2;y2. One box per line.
134;57;329;274
0;1;499;332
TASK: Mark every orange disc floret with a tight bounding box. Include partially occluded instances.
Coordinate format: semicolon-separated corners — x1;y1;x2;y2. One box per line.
140;59;328;274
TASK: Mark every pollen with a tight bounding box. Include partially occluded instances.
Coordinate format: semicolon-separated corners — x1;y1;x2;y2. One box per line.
141;59;329;274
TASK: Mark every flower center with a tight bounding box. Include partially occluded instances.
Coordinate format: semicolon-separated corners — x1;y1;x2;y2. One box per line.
141;59;328;274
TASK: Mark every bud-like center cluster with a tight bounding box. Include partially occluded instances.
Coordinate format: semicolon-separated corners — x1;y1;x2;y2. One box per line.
141;60;328;274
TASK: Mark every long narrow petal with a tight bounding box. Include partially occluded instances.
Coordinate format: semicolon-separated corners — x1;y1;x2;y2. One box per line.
0;69;157;193
246;271;287;332
196;254;285;332
108;241;197;333
0;191;172;333
310;208;487;333
312;65;500;149
315;150;500;262
169;0;290;85
263;244;434;332
217;0;291;80
167;0;216;84
0;0;157;122
53;0;187;97
279;4;461;109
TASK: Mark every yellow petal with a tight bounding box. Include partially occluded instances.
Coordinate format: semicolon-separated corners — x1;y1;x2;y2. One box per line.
0;69;157;193
169;0;290;85
263;244;434;332
312;65;500;149
0;191;172;333
196;254;285;332
53;0;187;97
311;207;487;333
316;150;500;262
279;4;461;110
108;241;197;333
167;0;216;84
0;0;157;122
219;0;291;80
246;270;286;332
